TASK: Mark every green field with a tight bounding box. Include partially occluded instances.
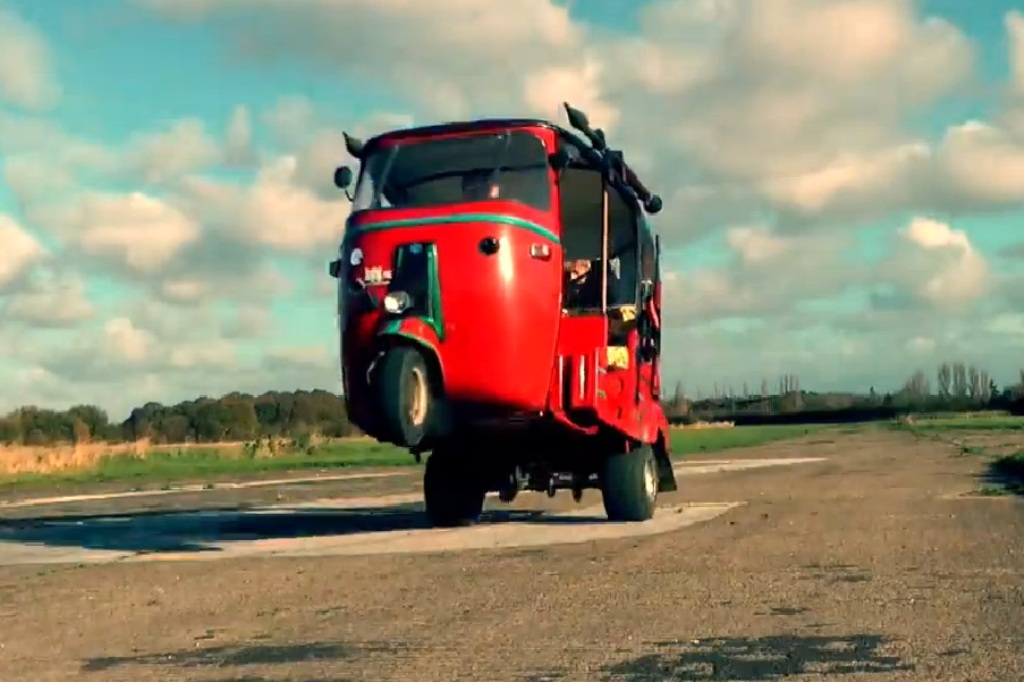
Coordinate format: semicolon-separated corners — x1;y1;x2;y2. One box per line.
667;424;825;455
0;424;826;490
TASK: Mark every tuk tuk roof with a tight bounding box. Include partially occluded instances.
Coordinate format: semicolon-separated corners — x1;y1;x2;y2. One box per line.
361;117;593;159
353;113;663;219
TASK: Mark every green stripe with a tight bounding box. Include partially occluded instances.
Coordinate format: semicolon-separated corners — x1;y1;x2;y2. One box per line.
348;212;559;244
425;243;444;341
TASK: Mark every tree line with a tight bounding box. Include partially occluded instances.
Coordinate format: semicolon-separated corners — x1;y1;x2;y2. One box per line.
0;390;357;446
663;361;1024;423
1;360;1022;447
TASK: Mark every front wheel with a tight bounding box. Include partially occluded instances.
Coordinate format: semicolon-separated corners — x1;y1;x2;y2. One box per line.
601;444;658;522
423;445;486;528
374;345;435;448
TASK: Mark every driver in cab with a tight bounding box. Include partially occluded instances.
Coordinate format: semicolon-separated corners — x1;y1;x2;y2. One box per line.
564;258;601;310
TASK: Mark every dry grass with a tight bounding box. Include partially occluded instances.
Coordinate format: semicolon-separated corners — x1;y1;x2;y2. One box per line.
0;440;241;476
0;434;378;477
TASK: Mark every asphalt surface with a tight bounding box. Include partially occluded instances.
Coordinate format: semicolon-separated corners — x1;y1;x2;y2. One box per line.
0;429;1021;681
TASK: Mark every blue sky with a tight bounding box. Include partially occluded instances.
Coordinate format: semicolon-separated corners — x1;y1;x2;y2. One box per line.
2;0;1024;417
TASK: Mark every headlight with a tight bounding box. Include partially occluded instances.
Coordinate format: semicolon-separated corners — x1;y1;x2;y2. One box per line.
383;290;412;314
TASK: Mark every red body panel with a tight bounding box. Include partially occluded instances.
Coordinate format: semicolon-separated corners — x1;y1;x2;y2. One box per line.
342;201;562;415
337;122;668;451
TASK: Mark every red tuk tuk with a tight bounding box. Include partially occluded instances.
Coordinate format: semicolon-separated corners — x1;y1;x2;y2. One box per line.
328;103;677;527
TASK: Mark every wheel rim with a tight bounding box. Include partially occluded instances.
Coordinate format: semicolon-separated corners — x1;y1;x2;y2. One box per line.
408;366;429;426
642;456;658;501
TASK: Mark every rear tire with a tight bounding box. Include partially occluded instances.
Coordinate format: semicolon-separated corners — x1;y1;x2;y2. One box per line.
601;443;658;522
375;345;434;448
423;444;486;528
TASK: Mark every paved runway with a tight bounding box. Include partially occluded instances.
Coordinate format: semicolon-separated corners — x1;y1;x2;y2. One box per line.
4;432;1022;682
0;457;823;566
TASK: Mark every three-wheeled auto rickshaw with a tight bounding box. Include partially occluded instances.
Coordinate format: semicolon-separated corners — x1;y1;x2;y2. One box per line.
328;103;677;527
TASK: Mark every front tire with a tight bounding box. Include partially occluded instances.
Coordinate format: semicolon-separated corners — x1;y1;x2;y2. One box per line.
375;345;434;448
423;445;486;527
601;443;658;522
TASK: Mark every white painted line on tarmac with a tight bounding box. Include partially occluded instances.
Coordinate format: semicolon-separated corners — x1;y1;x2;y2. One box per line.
0;501;744;566
0;471;407;510
674;457;826;476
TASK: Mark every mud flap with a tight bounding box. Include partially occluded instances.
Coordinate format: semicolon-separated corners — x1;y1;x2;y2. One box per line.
655;445;678;492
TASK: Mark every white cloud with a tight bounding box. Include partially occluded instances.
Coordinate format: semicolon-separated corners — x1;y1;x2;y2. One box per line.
760;143;931;218
1008;10;1024;93
0;114;117;208
223;303;273;338
725;226;791;265
985;312;1024;336
158;278;207;303
881;217;991;309
2;155;79;210
40;191;200;274
934;121;1024;207
259;96;413;196
224;105;256;166
906;336;937;354
287;129;350;198
169;338;237;369
105;317;156;363
264;345;334;370
263;95;318;146
609;1;972;186
126;0;1010;240
1;269;94;327
1;300;336;417
0;5;61;110
121;118;222;184
177;155;349;252
135;0;589;121
15;310;242;386
667;224;859;322
0;108;265;215
0;214;44;289
524;56;619;130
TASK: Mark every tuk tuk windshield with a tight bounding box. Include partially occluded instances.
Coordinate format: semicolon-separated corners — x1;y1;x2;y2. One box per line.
352;130;551;213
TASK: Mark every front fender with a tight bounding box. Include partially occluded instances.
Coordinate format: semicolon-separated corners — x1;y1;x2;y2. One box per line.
377;316;445;384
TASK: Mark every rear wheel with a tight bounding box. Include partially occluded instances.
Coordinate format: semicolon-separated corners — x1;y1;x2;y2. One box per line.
601;443;658;522
423;444;486;527
375;345;434;448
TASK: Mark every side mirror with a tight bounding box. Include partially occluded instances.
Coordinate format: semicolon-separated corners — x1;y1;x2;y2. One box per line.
328;259;341;279
644;194;663;215
333;165;354;190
